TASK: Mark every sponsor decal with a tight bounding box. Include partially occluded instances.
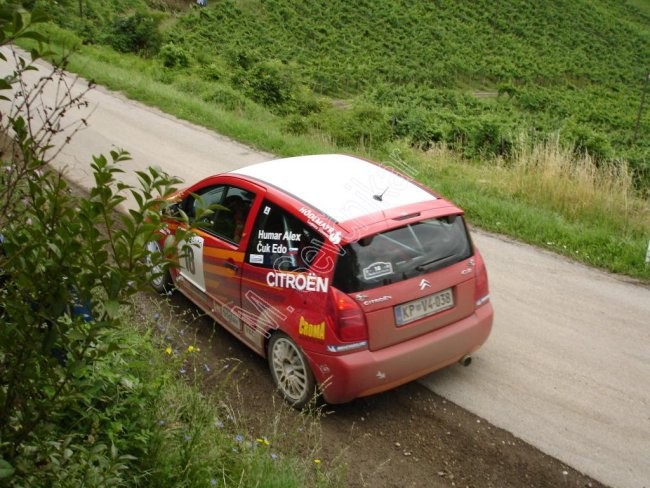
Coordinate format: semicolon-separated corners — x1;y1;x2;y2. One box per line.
298;207;342;245
244;325;257;340
326;341;368;353
362;261;393;280
263;206;271;215
362;295;392;306
266;271;329;293
298;316;325;341
249;253;264;264
221;304;242;330
213;292;288;341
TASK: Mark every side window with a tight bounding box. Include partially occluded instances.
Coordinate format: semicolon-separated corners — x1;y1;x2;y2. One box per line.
213;187;255;244
247;201;323;271
184;185;254;244
188;185;227;225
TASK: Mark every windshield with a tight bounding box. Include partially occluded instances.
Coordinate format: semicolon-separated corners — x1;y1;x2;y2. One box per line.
333;215;472;293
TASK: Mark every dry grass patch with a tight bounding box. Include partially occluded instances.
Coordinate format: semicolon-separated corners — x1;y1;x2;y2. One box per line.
505;135;649;232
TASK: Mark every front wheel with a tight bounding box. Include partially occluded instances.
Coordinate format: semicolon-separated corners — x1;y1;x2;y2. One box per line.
267;333;316;409
145;240;172;294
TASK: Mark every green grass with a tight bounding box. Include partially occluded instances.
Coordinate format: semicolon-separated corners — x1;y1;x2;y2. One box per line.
126;300;341;488
63;43;331;158
385;142;650;280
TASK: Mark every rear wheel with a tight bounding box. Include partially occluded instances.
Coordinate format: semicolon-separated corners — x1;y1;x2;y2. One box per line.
267;333;316;409
145;241;172;294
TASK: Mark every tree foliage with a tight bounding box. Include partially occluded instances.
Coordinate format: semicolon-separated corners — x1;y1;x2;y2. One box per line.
107;11;162;56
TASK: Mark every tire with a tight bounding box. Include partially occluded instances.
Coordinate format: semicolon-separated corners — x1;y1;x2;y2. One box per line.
267;333;316;409
145;240;172;294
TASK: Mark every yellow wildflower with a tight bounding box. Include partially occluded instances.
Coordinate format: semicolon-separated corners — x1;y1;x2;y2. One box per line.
164;346;172;355
187;345;200;353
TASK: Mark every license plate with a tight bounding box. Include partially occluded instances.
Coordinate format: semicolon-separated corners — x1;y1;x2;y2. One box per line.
394;288;454;326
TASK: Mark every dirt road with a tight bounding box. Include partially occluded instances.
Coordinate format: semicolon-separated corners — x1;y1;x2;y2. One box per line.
2;47;649;488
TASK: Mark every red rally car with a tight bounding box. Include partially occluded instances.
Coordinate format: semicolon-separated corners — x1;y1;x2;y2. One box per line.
148;154;493;408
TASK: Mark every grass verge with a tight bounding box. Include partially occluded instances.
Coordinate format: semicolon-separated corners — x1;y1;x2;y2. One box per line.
393;141;649;279
131;295;341;488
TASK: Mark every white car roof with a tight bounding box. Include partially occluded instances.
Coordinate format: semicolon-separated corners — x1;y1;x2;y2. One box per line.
231;154;436;223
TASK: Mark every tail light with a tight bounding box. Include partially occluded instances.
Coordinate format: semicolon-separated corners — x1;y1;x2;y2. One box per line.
474;252;490;307
331;288;368;342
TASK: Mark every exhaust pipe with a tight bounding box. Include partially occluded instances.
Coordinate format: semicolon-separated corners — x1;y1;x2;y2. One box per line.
459;355;472;367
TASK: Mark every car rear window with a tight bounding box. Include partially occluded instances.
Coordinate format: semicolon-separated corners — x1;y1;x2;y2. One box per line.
333;215;472;293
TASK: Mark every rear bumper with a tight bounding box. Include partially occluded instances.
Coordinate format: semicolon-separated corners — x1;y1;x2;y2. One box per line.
308;303;493;404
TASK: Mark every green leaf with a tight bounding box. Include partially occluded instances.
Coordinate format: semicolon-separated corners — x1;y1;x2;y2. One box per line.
104;300;120;319
18;31;47;43
12;11;23;34
30;8;50;24
130;190;144;208
0;459;15;479
136;170;152;186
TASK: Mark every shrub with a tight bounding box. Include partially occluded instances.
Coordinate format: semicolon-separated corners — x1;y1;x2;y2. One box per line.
202;83;250;111
389;106;450;149
282;114;311;135
159;42;190;68
320;102;392;150
564;123;613;161
225;47;260;70
0;7;186;483
107;11;162;57
235;58;298;109
199;62;224;81
447;115;514;159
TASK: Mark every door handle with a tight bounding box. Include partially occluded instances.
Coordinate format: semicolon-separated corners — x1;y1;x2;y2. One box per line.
224;259;239;272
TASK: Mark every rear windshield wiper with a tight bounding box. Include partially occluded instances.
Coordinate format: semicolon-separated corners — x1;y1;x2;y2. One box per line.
415;254;455;273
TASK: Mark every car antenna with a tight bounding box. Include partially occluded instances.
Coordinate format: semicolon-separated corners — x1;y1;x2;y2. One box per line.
373;187;389;202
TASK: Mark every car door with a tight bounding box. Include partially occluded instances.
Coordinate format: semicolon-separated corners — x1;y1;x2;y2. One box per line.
176;180;261;337
238;200;330;352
